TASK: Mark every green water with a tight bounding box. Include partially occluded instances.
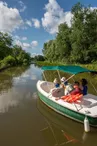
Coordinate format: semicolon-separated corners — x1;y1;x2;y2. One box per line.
0;64;97;146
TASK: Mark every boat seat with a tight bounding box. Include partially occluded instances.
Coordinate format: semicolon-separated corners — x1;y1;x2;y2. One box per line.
80;99;92;107
75;94;97;108
87;102;97;108
41;81;54;93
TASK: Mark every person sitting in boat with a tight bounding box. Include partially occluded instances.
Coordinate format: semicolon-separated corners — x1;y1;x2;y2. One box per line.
80;78;88;95
70;81;82;95
61;77;73;95
61;81;83;102
53;78;60;88
61;77;66;88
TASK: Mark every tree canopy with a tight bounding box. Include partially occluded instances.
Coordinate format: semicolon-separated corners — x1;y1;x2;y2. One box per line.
0;32;31;68
43;3;97;64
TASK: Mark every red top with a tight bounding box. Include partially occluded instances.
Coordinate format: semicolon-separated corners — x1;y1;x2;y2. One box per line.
70;87;82;95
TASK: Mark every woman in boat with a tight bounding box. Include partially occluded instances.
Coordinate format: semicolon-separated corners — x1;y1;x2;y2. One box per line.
61;77;73;95
80;78;88;95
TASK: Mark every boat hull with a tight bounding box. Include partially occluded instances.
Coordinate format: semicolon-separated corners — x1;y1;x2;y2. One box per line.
38;91;97;127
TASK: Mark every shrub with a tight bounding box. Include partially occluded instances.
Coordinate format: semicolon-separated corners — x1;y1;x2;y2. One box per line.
23;59;29;65
3;55;16;66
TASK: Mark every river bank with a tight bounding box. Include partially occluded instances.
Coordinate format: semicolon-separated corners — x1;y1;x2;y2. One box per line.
0;63;30;73
36;61;97;71
0;65;10;72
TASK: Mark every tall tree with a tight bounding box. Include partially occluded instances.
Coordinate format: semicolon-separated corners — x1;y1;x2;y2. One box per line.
56;23;72;62
43;2;97;64
0;32;13;60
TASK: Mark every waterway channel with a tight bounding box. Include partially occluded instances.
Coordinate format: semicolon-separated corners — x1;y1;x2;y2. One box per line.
0;64;97;146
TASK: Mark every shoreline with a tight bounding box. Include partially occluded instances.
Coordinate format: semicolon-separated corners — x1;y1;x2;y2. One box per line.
0;64;31;73
0;61;97;72
0;65;10;72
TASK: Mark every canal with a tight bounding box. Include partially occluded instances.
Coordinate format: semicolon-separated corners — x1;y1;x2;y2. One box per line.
0;64;97;146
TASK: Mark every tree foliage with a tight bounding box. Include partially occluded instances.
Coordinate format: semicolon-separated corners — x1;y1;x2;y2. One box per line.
43;3;97;64
0;32;13;60
3;55;16;66
0;32;31;68
32;55;45;61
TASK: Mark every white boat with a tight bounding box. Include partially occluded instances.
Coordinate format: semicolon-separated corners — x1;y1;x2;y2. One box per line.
37;65;97;127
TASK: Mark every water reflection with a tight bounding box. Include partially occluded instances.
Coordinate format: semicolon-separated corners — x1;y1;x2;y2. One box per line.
0;66;29;93
0;65;41;113
37;98;97;146
0;89;19;113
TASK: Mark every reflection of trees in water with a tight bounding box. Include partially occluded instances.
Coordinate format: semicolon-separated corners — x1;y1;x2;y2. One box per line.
0;66;29;93
42;71;97;95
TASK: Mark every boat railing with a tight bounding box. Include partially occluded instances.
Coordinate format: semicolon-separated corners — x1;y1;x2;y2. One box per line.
73;100;83;111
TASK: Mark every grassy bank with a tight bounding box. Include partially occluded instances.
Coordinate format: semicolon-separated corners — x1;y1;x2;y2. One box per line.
36;61;97;71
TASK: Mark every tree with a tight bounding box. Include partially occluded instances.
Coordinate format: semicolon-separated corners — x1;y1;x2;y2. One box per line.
43;40;56;61
0;32;31;68
34;55;45;61
42;2;97;64
56;23;72;62
12;45;31;65
3;55;16;66
70;3;97;63
0;32;13;60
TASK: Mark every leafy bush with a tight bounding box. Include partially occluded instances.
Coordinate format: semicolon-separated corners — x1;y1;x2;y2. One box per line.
3;55;16;66
23;59;29;65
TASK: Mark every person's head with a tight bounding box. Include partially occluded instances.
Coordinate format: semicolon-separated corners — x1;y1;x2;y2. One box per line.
61;77;66;82
81;78;88;86
53;78;59;84
61;77;68;85
73;81;80;88
53;78;60;88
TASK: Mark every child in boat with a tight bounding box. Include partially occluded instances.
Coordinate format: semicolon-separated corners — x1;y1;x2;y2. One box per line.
61;77;66;88
61;77;73;95
53;78;60;88
80;78;88;95
70;81;82;95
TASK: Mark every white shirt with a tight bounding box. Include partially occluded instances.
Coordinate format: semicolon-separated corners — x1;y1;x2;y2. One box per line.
65;83;73;95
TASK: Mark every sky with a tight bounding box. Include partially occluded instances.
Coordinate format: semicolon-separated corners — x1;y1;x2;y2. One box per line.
0;0;97;56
